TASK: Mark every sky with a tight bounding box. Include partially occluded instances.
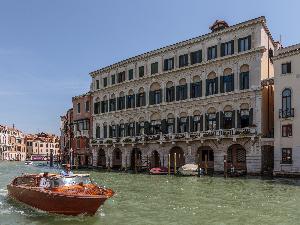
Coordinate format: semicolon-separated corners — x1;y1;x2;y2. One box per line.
0;0;299;135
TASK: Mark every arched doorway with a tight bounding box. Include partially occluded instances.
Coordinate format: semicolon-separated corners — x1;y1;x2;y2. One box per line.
261;145;274;175
170;147;185;169
150;150;160;168
131;148;142;170
196;146;214;172
112;148;122;169
227;144;247;171
97;149;106;168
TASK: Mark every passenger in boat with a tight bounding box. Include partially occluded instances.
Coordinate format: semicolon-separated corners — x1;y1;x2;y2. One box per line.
60;163;74;176
39;172;50;188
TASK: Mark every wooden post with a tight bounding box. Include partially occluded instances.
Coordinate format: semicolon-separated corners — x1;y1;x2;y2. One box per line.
197;153;200;177
205;154;208;175
224;155;227;178
174;153;177;175
168;154;170;175
134;152;137;174
125;155;128;172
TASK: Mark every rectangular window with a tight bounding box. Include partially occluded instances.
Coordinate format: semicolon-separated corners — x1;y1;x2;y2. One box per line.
103;77;108;87
111;74;116;85
96;80;100;89
164;58;174;71
282;124;292;137
207;45;217;60
190;50;202;65
179;54;189;68
221;40;234;57
128;69;134;80
139;66;144;77
282;148;292;164
282;62;292;74
77;103;80;113
85;101;89;112
151;62;158;75
118;71;126;83
238;36;251;52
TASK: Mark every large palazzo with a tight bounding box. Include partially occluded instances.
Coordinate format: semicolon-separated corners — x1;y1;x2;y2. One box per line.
85;17;276;174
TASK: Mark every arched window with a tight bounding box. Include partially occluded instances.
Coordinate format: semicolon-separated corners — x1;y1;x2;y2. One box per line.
137;87;146;107
149;83;161;105
166;81;175;102
240;65;249;90
96;124;100;139
282;88;292;117
206;72;218;96
176;79;187;101
191;76;202;98
221;68;234;93
118;92;125;110
127;90;135;109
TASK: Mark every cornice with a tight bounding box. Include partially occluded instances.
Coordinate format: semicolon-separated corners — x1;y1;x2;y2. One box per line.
90;16;269;77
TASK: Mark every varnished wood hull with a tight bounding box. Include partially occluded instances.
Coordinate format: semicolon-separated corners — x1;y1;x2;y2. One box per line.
7;184;108;215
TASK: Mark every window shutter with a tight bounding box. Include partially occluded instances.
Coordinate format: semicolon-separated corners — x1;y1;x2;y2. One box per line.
126;95;129;109
221;43;225;57
248;35;251;50
190;83;194;98
186;117;190;132
159;89;162;103
287;63;292;73
176;86;180;101
220;112;224;129
184;84;188;99
231;40;234;54
149;91;154;105
237;110;241;128
238;38;241;52
216;112;219;130
215;77;219;94
199;80;202;97
232;110;236;128
116;125;119;138
205;114;209;131
132;95;136;108
135;122;140;136
124;123;129;137
132;123;135;136
200;115;204;131
206;79;209;96
164;59;168;71
231;74;234;91
177;118;180;133
136;94;140;107
161;119;167;134
239;73;243;90
249;108;253;125
220;76;224;93
109;126;112;138
144;122;150;135
189;116;194;132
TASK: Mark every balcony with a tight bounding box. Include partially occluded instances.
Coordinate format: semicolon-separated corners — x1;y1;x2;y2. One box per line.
91;127;257;146
74;130;89;138
279;108;294;118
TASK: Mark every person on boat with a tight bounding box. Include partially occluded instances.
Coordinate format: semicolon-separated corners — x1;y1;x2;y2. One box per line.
39;172;50;188
60;163;74;176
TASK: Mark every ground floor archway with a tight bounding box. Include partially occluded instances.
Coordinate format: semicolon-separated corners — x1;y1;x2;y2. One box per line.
150;150;160;168
196;146;214;171
261;145;274;174
112;148;122;169
97;149;106;168
169;147;185;169
227;144;247;171
131;148;142;171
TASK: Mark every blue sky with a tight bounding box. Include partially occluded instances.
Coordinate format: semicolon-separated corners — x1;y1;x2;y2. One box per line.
0;0;299;135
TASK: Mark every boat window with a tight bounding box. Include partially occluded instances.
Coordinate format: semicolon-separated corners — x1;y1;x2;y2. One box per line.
51;176;92;187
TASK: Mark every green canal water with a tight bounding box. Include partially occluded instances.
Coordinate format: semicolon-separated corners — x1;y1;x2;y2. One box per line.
0;161;300;225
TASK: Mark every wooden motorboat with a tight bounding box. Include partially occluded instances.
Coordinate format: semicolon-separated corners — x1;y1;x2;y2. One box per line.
7;173;114;216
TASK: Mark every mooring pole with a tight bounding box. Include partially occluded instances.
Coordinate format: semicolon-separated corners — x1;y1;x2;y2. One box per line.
134;152;137;174
197;153;200;177
205;154;208;175
168;154;170;175
224;155;227;178
125;155;128;172
174;153;177;175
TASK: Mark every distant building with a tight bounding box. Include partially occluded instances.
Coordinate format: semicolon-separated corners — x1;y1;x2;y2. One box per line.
88;17;275;174
1;125;26;161
273;43;300;176
60;108;73;164
71;92;92;167
26;132;60;161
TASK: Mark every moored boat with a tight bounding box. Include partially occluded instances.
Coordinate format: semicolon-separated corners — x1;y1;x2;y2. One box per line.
7;173;114;216
149;167;168;175
24;161;33;165
178;164;201;176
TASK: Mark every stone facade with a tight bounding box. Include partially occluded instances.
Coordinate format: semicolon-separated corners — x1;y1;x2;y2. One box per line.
88;17;275;174
273;43;300;175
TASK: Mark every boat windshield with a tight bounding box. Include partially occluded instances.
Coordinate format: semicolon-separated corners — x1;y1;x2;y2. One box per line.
51;176;92;187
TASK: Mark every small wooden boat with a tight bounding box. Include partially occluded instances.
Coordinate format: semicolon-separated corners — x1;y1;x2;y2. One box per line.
7;173;114;216
24;161;33;165
178;164;200;176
